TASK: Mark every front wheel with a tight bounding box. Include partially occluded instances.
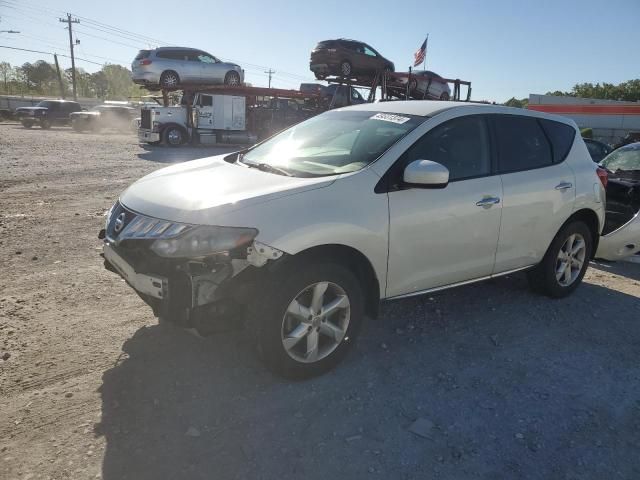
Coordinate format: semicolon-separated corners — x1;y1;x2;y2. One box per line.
22;121;33;129
527;221;592;298
163;126;186;146
440;92;450;101
250;262;364;379
224;71;241;86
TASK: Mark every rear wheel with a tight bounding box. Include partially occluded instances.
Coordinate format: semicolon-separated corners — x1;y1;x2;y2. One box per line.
159;70;180;89
224;71;241;86
40;119;51;129
250;262;364;379
527;221;592;298
340;60;352;77
440;92;450;101
21;121;33;129
163;126;186;146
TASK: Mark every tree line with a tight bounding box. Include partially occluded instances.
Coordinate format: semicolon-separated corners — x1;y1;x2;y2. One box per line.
504;79;640;109
0;60;144;100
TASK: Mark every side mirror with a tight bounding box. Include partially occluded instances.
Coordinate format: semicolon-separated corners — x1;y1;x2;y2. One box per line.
403;160;449;189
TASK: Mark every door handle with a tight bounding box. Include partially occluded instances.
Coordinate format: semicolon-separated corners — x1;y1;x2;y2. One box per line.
476;196;501;208
555;181;573;190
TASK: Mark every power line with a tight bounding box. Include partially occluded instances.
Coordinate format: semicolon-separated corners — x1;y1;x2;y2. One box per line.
1;0;317;84
0;44;104;66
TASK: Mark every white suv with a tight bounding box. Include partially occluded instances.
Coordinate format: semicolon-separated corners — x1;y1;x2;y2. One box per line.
102;101;621;378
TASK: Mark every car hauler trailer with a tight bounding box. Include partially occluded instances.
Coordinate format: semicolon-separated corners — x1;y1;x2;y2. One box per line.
137;71;471;147
137;84;326;147
320;69;472;104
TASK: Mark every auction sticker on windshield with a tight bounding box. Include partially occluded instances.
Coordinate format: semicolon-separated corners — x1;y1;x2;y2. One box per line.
370;113;411;124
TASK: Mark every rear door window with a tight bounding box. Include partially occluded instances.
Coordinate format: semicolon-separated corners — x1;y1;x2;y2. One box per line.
539;119;575;163
493;115;553;173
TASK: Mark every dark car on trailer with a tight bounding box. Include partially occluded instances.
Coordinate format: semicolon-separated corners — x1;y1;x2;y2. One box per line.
310;39;394;80
16;100;82;129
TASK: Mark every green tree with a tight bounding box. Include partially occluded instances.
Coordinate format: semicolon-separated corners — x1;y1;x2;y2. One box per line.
90;70;108;98
546;80;640;102
504;97;528;108
0;62;12;93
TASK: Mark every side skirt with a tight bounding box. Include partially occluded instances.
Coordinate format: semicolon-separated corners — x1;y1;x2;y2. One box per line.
384;264;536;301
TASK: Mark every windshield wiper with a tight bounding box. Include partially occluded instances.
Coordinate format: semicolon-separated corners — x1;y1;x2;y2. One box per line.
243;161;293;177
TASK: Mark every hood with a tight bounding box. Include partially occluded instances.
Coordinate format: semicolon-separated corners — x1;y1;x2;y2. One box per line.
119;155;335;225
17;106;47;112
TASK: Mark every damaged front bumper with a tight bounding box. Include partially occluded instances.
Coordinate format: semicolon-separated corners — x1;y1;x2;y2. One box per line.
102;238;284;334
100;203;284;334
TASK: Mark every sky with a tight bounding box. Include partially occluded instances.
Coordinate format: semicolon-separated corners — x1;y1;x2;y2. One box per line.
0;0;639;102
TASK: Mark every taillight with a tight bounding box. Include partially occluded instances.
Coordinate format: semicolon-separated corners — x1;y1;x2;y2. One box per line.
139;59;152;66
596;167;608;188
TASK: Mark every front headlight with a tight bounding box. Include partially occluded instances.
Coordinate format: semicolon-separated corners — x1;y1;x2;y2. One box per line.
150;225;258;258
105;203;116;230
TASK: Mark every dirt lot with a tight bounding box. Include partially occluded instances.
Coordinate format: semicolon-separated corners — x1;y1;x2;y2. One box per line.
1;123;640;480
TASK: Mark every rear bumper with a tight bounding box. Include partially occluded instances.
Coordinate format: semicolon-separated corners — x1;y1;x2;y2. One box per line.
131;71;160;84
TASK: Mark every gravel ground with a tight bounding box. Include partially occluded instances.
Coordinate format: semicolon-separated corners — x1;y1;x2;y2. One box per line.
1;124;640;480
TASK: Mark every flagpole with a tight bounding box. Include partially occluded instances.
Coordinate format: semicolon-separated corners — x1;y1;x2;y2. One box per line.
423;34;428;71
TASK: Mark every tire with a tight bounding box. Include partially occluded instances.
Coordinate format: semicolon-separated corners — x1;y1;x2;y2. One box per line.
315;73;327;80
159;70;180;89
526;221;593;298
249;261;364;379
340;60;352;77
440;92;450;101
163;126;185;147
408;78;418;91
224;71;241;86
22;121;33;129
40;119;51;129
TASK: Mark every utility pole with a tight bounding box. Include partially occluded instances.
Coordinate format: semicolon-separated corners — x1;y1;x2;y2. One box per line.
59;13;79;100
53;54;65;99
265;69;275;89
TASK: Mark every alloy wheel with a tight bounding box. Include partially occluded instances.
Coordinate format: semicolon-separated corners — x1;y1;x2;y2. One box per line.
555;233;586;287
166;128;182;145
162;73;179;88
281;281;350;363
226;72;240;86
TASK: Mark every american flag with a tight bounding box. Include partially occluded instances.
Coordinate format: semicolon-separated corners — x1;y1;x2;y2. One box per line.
413;37;428;67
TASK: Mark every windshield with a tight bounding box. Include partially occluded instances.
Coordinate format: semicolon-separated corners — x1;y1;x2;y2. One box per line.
601;144;640;171
241;110;423;177
36;101;54;108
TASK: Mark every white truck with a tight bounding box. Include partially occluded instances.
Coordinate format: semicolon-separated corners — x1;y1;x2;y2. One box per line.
138;92;249;146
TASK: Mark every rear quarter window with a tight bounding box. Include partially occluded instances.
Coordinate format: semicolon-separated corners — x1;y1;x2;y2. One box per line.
135;50;151;60
316;41;336;49
493;115;553;173
539;119;576;163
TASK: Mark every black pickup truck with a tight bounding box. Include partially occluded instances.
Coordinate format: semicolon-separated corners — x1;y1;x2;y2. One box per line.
16;100;82;129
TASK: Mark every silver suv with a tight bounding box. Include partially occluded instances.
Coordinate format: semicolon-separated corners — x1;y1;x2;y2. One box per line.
131;47;244;89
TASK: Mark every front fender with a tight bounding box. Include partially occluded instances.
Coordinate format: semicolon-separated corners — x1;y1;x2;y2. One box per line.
212;169;390;294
